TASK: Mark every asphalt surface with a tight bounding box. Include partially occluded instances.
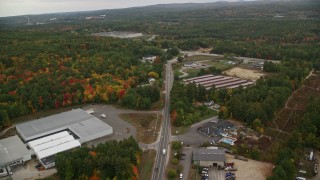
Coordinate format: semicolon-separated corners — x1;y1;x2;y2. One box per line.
152;60;175;180
179;147;193;180
82;104;159;147
174;116;219;146
209;167;225;180
81;104;137;146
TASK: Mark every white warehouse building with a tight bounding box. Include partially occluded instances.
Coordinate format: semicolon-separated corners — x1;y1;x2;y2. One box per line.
16;108;113;168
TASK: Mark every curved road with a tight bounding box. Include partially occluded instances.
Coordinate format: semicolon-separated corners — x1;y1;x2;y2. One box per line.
152;59;175;180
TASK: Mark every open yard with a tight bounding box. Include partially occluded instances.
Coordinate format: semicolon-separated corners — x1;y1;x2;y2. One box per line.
11;158;57;180
183;68;201;78
226;154;273;180
224;67;265;80
186;55;222;61
139;150;156;180
119;113;161;144
201;60;233;70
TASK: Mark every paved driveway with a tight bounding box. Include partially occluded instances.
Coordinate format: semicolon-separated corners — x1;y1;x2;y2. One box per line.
179;147;194;180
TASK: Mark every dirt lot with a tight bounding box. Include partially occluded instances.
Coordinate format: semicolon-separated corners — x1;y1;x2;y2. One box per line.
226;154;273;180
10;158;57;180
119;113;162;144
224;67;265;80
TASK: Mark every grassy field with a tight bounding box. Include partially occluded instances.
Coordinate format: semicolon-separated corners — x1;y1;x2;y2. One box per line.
171;125;191;135
174;70;183;77
119;113;162;144
139;149;156;180
202;60;233;70
171;109;218;135
182;60;233;79
165;144;183;180
184;68;200;78
186;55;222;61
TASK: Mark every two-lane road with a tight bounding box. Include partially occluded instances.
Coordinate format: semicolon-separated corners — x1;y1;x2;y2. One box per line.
152;59;175;180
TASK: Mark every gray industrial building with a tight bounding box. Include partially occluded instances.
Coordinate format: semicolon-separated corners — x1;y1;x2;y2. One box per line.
193;148;226;167
0;135;32;168
16;108;113;144
15;108;114;169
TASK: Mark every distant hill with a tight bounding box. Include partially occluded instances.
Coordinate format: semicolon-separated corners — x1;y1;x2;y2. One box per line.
0;0;319;26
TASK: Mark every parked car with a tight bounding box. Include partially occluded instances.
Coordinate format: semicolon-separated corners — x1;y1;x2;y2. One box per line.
225;167;237;171
37;166;45;171
226;176;236;180
202;168;209;171
295;177;306;180
100;114;107;118
226;172;235;177
179;173;183;179
298;170;307;174
225;162;234;167
34;163;41;168
202;173;209;177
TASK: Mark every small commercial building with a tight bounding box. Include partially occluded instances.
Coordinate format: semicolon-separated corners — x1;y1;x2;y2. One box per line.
0;136;32;169
193;148;226;167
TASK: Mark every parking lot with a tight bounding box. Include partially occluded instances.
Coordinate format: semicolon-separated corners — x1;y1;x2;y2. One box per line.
175;117;219;146
10;158;57;180
82;104;138;146
209;167;225;180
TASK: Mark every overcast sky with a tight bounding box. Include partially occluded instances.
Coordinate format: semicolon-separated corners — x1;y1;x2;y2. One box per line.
0;0;244;17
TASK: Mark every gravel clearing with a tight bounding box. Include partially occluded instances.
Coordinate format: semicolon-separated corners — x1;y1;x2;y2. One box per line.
226;154;273;180
224;67;265;80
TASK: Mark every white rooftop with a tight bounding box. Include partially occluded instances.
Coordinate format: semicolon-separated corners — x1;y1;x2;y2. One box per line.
28;131;70;148
36;139;81;159
16;109;113;142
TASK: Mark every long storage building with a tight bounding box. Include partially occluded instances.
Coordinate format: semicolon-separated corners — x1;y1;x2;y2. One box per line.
16;108;113;143
16;108;113;168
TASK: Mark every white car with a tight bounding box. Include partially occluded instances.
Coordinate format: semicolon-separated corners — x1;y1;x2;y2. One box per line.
179;173;183;179
296;177;306;180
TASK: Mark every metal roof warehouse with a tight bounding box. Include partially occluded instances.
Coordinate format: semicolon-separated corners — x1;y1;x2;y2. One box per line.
16;108;113;143
15;108;113;169
0;136;32;168
193;148;226;167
